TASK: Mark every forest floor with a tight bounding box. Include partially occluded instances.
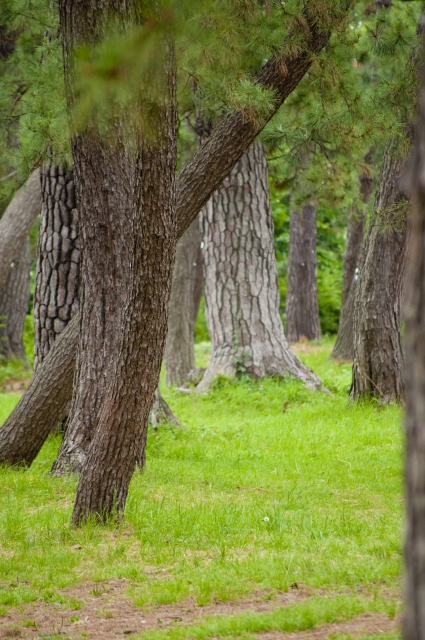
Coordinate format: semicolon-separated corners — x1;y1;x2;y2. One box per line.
0;339;403;640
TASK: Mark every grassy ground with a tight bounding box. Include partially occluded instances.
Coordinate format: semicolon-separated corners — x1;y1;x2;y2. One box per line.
0;340;403;639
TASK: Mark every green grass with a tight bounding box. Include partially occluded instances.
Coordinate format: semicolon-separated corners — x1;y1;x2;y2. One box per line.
0;340;403;628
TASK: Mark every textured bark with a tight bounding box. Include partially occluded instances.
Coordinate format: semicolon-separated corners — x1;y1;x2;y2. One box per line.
350;137;410;402
404;64;425;640
34;164;79;369
0;1;349;470
331;167;374;360
0;170;40;293
198;142;321;392
193;237;204;326
165;217;200;387
0;314;78;465
285;203;321;343
0;236;30;360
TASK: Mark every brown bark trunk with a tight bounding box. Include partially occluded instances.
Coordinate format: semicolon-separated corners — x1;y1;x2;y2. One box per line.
285;203;321;343
404;63;425;640
350;137;410;403
331;161;374;360
0;170;40;293
0;3;345;472
57;0;178;523
34;163;79;369
165;216;200;387
198;142;321;392
0;314;78;465
0;236;30;360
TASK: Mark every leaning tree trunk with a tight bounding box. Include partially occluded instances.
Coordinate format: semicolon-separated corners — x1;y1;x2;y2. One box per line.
350;136;410;403
165;216;201;387
331;161;374;360
404;61;425;640
0;236;30;360
285;203;321;343
34;164;79;369
0;5;336;473
197;141;321;392
0;170;40;292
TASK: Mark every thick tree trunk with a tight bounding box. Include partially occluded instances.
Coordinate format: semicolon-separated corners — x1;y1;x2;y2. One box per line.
404;65;425;640
0;4;342;472
350;137;410;403
198;142;321;392
331;163;374;360
34;164;79;369
165;217;200;387
0;170;40;292
285;203;321;343
0;236;30;360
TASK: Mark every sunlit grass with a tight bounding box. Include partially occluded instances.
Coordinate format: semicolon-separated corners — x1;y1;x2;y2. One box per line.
0;340;403;621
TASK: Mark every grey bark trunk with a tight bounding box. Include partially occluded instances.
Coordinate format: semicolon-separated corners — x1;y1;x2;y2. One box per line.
198;141;322;392
404;67;425;640
350;137;410;402
331;162;374;360
0;170;40;293
165;216;201;387
0;236;30;360
34;164;79;369
285;203;321;343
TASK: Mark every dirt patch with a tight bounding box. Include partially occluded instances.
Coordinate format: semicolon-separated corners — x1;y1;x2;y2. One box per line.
257;611;400;639
0;378;30;393
0;581;400;640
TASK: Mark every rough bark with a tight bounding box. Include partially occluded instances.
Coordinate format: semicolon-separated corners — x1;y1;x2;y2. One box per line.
0;2;350;471
165;217;200;387
350;137;410;402
198;141;321;392
285;203;321;343
0;170;40;292
0;236;30;360
331;163;374;360
0;314;78;465
34;164;79;369
404;60;425;640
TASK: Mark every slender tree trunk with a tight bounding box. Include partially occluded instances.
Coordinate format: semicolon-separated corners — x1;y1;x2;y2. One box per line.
0;236;30;360
404;62;425;640
193;236;204;326
350;137;410;402
285;203;321;343
198;142;321;392
165;217;200;387
34;164;79;369
0;5;339;471
0;170;40;292
331;162;374;360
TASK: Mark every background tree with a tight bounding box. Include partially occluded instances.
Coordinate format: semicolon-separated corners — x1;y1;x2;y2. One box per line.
198;141;321;392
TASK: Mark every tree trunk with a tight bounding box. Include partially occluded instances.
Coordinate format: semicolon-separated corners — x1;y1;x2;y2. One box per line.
285;203;321;343
404;64;425;640
198;141;321;392
34;163;79;369
165;216;200;387
193;236;204;326
0;236;30;360
331;161;374;360
350;137;410;403
0;314;78;465
0;4;340;473
0;170;40;292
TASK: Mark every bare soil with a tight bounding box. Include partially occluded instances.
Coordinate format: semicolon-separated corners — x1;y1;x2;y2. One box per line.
0;580;400;640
